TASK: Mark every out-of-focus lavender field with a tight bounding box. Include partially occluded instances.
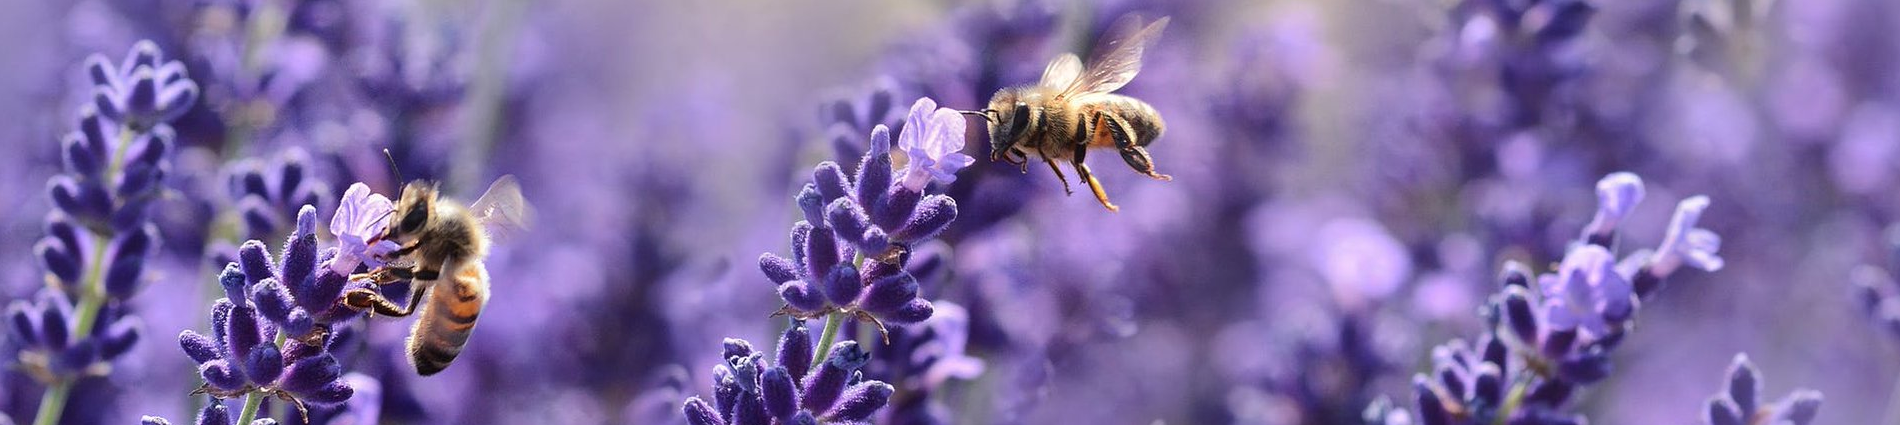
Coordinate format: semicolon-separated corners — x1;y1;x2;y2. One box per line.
0;0;1894;424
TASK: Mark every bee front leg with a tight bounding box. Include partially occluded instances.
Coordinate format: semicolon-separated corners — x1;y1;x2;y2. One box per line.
1102;113;1171;181
342;284;429;317
1070;144;1119;212
1042;157;1073;195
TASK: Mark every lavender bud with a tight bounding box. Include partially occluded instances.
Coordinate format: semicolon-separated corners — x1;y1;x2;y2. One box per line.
278;355;343;393
891;195;956;243
822;265;862;307
777;320;813;381
778;281;827;313
824;381;893;422
760;253;799;284
760;367;798;420
179;330;220;363
682;397;726;425
196;402;231;425
1726;353;1759;413
1706;397;1743;425
812;162;850;206
238;240;275;286
201;360;246;392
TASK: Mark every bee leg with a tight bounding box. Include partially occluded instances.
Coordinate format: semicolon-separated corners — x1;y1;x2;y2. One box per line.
1008;148;1030;174
342;284;428;317
1103;113;1172;181
1042;157;1073;195
1070;144;1119;212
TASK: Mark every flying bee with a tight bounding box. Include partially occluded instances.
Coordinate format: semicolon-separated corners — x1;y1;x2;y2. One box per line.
961;14;1173;212
344;175;529;376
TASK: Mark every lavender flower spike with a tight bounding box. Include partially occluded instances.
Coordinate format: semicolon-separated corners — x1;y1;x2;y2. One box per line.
897;97;976;191
683;325;893;425
1580;172;1644;245
1651;196;1724;277
1704;354;1822;425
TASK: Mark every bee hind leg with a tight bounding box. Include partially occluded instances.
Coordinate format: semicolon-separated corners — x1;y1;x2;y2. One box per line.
1071;144;1119;212
1103;114;1172;181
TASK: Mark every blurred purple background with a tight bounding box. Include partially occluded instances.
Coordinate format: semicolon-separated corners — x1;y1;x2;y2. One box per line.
0;0;1896;424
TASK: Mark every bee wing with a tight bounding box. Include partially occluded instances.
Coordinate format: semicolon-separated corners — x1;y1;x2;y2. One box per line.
1039;53;1084;89
469;175;532;245
1061;14;1170;97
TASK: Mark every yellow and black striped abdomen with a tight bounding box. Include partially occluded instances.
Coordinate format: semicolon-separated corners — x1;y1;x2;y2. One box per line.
1082;94;1165;149
406;260;491;376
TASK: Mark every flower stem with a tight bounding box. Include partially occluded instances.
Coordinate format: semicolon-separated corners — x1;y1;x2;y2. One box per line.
1492;377;1529;425
31;383;71;425
33;126;137;425
236;389;267;425
810;311;847;371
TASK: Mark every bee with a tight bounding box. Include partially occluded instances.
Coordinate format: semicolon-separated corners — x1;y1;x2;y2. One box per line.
343;175;529;376
962;14;1173;212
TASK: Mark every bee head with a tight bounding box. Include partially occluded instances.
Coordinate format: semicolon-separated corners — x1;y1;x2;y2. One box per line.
982;90;1033;162
385;180;438;241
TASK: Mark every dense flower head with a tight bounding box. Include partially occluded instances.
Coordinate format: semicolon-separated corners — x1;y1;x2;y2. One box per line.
86;40;200;132
227;148;334;239
177;205;357;407
1702;354;1822;425
5;288;141;381
683;321;894;425
762;99;967;328
1402;173;1760;425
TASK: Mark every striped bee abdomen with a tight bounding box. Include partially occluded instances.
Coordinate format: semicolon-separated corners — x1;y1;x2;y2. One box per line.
406;260;491;376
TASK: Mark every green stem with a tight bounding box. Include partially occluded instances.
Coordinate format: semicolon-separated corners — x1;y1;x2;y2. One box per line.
810;311;847;371
235;389;267;425
33;126;136;425
1492;378;1529;425
31;383;71;425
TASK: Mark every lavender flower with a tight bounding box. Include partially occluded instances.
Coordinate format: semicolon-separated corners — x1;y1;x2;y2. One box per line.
681;321;894;425
871;302;985;425
1579;172;1644;246
895;98;975;191
1702;354;1822;425
226;149;333;240
1648;196;1725;278
12;40;194;425
1398;173;1759;425
327;183;399;274
761;98;967;335
176;206;356;417
87;40;200;132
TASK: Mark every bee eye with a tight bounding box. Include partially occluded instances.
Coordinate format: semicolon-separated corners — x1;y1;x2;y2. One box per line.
1006;102;1031;139
399;207;428;233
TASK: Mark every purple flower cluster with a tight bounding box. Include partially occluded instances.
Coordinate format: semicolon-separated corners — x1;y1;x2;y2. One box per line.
760;98;968;330
7;40;196;425
1398;173;1811;425
683;321;893;425
1702;354;1820;425
177;207;355;414
141;402;276;425
225;149;332;240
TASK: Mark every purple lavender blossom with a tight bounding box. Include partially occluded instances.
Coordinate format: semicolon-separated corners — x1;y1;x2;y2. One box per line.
1397;173;1786;425
10;40;194;425
326;183;398;275
1702;354;1822;425
225;149;332;240
681;322;893;425
176;206;355;418
761;98;968;333
870;301;985;425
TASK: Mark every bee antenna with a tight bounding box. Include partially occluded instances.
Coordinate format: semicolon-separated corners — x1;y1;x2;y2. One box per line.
382;148;404;185
958;109;997;123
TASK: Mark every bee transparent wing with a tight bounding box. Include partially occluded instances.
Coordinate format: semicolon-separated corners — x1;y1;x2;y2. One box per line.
1062;14;1170;97
469;175;531;245
1039;53;1084;89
